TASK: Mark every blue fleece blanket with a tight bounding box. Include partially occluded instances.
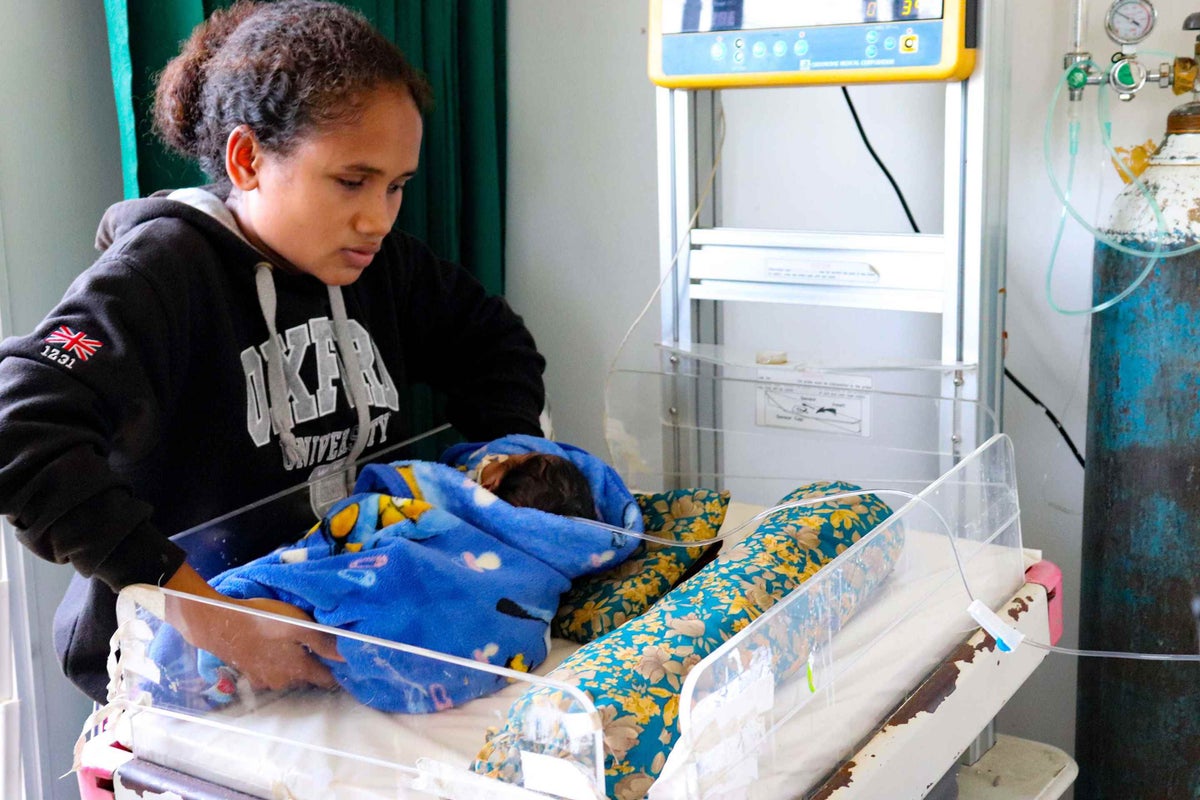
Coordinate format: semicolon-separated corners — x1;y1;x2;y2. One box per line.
152;448;640;714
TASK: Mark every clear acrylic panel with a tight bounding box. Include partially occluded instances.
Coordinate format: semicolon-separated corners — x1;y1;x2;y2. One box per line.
108;587;605;800
606;346;997;507
92;424;608;800
651;434;1025;799
88;429;1027;800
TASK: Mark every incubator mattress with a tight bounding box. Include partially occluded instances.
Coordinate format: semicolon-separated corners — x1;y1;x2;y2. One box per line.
121;505;1022;800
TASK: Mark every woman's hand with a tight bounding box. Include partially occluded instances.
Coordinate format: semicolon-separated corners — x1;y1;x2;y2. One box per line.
163;563;343;692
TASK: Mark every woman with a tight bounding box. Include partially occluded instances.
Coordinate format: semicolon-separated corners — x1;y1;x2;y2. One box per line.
0;0;545;702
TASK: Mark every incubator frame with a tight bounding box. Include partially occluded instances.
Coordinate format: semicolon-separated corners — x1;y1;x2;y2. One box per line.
651;0;1012;478
85;432;1048;800
633;0;1022;786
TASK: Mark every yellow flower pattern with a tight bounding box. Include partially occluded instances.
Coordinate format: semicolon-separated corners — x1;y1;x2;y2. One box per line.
552;489;731;643
474;481;903;800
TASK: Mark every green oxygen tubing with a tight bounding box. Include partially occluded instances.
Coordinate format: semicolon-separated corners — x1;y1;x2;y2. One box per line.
1040;56;1197;315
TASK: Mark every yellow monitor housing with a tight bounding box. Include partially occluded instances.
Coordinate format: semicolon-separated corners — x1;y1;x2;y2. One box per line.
649;0;977;88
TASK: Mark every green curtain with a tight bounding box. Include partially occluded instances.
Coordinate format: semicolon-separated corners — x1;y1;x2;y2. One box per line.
103;0;507;455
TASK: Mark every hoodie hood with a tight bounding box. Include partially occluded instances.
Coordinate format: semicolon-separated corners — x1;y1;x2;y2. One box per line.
97;188;371;502
95;187;251;255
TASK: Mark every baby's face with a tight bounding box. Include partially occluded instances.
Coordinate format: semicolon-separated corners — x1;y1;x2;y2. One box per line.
476;452;537;492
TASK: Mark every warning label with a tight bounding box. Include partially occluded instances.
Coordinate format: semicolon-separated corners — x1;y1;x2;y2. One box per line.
755;369;872;437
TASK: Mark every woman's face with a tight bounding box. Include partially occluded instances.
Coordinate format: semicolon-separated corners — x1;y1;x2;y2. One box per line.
229;86;423;286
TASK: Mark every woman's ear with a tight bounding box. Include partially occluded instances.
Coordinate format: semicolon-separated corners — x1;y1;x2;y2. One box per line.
225;125;262;190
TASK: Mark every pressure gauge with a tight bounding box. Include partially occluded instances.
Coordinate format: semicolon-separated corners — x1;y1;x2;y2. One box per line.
1105;0;1157;45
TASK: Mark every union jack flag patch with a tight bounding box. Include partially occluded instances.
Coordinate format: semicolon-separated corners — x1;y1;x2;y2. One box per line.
44;326;103;361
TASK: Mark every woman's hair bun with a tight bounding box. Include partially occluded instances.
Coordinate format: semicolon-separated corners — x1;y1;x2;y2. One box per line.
151;1;432;182
153;1;260;160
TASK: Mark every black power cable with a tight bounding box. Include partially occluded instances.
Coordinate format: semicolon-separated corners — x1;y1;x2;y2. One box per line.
840;86;1086;469
840;86;921;234
1002;368;1086;468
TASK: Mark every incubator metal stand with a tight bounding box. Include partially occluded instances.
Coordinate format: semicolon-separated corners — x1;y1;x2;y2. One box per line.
651;1;1004;471
643;1;1076;796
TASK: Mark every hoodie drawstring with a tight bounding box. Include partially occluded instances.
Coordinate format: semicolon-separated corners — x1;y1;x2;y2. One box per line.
327;283;372;490
252;264;372;489
254;264;305;466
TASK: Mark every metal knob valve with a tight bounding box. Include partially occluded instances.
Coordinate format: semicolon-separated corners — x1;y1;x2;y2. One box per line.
1110;57;1148;98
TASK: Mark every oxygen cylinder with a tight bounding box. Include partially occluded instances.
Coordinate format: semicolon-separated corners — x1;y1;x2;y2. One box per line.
1077;101;1200;798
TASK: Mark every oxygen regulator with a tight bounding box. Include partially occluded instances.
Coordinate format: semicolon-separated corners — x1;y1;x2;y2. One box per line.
1065;0;1200;102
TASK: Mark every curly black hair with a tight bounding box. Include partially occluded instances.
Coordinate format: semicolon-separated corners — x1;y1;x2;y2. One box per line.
154;0;432;181
494;454;598;520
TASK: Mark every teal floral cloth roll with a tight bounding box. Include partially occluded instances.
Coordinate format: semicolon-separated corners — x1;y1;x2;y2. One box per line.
473;481;901;800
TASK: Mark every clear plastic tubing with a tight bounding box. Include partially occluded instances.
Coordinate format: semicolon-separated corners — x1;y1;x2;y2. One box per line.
1043;60;1167;314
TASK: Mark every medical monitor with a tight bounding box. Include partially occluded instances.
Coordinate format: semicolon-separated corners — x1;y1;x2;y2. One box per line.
649;0;977;88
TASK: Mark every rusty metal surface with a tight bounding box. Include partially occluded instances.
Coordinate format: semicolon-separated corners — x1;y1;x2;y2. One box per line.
114;758;262;800
1078;234;1200;798
809;760;857;800
806;592;1039;799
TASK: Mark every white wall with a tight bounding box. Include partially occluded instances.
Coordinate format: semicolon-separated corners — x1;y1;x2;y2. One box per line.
506;1;663;454
507;0;1200;788
0;1;125;797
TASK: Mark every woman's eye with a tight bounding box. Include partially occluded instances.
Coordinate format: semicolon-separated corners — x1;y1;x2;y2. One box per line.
387;182;405;195
337;178;366;189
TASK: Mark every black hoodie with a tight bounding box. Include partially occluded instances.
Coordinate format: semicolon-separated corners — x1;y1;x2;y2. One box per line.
0;189;545;700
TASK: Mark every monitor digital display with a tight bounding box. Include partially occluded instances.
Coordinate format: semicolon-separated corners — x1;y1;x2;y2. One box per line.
661;0;946;35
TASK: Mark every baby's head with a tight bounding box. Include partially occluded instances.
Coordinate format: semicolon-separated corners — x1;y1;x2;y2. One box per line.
478;453;597;520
